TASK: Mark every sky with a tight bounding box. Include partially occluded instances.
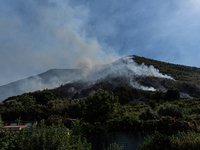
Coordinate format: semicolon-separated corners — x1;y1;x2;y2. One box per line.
1;0;200;85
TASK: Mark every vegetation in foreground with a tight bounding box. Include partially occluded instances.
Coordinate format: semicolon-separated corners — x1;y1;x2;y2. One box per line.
0;120;91;150
138;131;200;150
1;85;200;149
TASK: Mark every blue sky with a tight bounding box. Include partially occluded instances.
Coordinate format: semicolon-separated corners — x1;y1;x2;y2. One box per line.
1;0;200;85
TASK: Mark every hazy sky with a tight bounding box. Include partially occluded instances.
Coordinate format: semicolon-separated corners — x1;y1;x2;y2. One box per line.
1;0;200;85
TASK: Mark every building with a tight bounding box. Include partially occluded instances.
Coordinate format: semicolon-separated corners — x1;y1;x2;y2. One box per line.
0;125;29;131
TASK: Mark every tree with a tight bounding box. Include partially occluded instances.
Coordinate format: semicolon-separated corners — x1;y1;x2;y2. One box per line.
18;93;36;107
84;90;118;123
165;88;180;101
31;90;58;105
0;116;4;127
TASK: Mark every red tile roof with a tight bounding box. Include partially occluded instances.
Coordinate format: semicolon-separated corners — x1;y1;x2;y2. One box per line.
1;125;28;128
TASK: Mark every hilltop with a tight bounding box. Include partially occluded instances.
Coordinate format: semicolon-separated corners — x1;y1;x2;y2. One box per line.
133;55;200;84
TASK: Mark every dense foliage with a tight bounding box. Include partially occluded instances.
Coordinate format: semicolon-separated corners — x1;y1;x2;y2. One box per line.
0;120;91;150
0;88;200;149
138;131;200;150
0;116;3;127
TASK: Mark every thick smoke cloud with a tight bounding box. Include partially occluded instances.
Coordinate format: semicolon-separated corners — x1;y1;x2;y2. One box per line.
0;56;174;101
81;56;174;91
0;0;118;85
1;0;200;85
84;56;174;82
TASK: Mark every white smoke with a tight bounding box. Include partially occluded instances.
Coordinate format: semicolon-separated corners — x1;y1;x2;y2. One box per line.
130;81;156;91
74;55;174;91
83;56;174;81
0;55;175;102
0;0;119;86
76;58;93;77
19;55;174;94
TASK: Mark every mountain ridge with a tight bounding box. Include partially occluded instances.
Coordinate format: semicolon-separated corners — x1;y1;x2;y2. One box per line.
1;55;200;102
0;69;84;101
133;55;200;84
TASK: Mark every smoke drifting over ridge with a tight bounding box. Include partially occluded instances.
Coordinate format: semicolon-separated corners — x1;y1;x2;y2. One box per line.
81;56;173;91
0;0;118;85
0;56;174;101
84;56;173;81
1;0;200;86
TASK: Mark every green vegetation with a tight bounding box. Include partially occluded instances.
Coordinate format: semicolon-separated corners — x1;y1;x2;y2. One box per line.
0;120;91;150
2;55;200;149
83;90;118;123
1;87;200;149
0;88;200;148
0;116;3;127
138;131;200;150
105;143;125;150
134;55;200;84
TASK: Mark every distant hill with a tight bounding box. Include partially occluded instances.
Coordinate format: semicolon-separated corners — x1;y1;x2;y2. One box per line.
1;55;200;102
0;69;84;101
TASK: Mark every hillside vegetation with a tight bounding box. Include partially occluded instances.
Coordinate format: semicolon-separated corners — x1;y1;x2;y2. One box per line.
134;55;200;84
1;55;200;149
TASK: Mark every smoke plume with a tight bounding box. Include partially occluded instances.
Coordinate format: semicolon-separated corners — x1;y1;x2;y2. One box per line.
1;0;200;86
83;56;174;82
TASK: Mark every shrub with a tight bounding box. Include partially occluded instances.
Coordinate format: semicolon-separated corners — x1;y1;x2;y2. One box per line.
0;120;91;150
150;91;165;102
138;131;171;150
107;113;141;132
139;106;159;120
165;88;180;101
84;90;118;123
183;115;197;127
148;99;156;109
105;143;125;150
171;131;200;150
0;116;3;127
139;131;200;150
156;116;191;135
157;104;183;118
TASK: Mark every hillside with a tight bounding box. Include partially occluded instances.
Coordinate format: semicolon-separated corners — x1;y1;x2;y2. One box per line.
0;69;84;102
1;55;200;102
54;55;200;100
134;55;200;84
1;55;200;150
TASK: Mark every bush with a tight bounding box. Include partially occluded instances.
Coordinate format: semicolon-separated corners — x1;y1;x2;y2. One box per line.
148;99;156;109
139;131;200;150
139;106;159;120
156;116;191;135
0;116;3;127
0;120;91;150
138;131;171;150
171;131;200;150
165;88;180;101
183;115;197;127
105;143;125;150
157;104;183;118
84;90;118;123
150;91;165;102
107;112;141;132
